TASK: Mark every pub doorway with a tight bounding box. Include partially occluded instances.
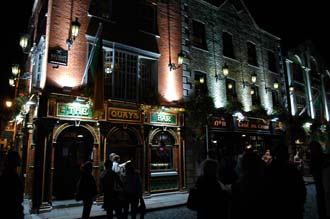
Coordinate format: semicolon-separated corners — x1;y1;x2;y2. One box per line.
53;126;94;200
106;127;141;171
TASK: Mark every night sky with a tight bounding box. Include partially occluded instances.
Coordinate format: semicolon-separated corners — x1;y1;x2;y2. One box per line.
1;0;329;102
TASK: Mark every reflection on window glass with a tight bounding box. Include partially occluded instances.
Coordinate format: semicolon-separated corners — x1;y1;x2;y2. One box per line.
151;147;173;170
150;131;175;171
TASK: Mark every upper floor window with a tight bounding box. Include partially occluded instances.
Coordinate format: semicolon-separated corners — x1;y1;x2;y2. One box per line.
192;20;207;50
310;60;320;87
226;78;237;101
137;2;159;35
251;86;260;106
103;48;157;103
272;90;279;106
89;0;114;20
223;32;235;59
247;42;258;66
194;71;207;96
292;63;304;83
267;51;277;72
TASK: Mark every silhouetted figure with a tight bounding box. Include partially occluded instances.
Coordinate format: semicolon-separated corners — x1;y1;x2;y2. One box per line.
100;160;125;219
0;150;24;219
219;147;238;185
310;140;327;219
194;159;229;219
322;154;330;219
264;145;306;219
122;161;145;219
76;161;97;219
231;152;266;219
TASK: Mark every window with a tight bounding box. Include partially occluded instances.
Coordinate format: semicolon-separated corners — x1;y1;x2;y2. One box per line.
310;60;320;87
192;20;207;50
292;63;304;83
251;86;260;106
247;42;258;66
226;78;237;101
194;71;207;95
88;0;114;20
150;131;176;171
272;90;279;106
267;51;277;72
137;2;159;35
223;32;235;59
103;48;157;102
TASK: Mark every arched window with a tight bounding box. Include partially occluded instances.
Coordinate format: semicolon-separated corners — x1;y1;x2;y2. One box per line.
150;131;176;171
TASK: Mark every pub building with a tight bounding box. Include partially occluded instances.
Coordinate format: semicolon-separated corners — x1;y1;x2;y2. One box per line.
43;96;185;201
208;113;284;157
17;0;185;211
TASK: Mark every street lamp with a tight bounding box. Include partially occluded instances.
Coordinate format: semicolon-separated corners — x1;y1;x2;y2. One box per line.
265;79;280;93
5;100;13;108
243;72;257;87
11;64;21;98
67;17;81;50
215;63;230;81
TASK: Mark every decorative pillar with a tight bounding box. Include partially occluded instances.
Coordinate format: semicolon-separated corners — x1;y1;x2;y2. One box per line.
285;59;296;116
303;67;314;119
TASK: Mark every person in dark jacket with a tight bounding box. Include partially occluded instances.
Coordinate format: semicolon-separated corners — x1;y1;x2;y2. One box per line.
264;145;306;219
100;160;125;219
76;161;98;219
0;150;24;219
122;161;145;219
310;140;327;219
194;158;229;219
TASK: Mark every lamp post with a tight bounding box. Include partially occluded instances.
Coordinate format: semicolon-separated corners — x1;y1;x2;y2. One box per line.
66;17;81;50
215;63;230;81
11;64;21;98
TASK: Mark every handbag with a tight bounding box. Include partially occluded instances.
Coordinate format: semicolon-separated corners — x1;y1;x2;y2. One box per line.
186;186;199;211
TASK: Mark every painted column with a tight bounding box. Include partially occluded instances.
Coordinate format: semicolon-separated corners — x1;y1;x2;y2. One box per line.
303;67;315;118
286;59;296;115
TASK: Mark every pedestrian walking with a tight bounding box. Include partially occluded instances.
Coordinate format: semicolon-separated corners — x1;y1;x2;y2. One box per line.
0;150;24;219
231;151;267;219
193;158;229;219
310;140;328;219
264;145;306;219
76;161;98;219
122;161;145;219
100;159;126;219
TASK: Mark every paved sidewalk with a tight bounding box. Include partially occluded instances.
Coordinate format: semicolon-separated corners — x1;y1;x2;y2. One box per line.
24;192;189;219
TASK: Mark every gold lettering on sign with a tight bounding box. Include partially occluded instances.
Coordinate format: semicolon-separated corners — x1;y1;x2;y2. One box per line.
157;114;171;122
108;108;141;122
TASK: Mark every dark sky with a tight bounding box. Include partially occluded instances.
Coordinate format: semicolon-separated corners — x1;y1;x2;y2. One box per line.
244;0;330;62
1;0;329;101
1;0;34;101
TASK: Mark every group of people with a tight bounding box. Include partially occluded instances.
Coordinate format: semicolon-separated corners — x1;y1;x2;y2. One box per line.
190;144;308;219
75;153;145;219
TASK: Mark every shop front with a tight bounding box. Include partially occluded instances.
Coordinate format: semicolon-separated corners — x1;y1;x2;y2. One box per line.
49;100;100;201
209;114;284;158
144;109;185;194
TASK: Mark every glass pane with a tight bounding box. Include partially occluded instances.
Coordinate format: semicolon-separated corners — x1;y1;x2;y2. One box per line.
150;147;173;170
